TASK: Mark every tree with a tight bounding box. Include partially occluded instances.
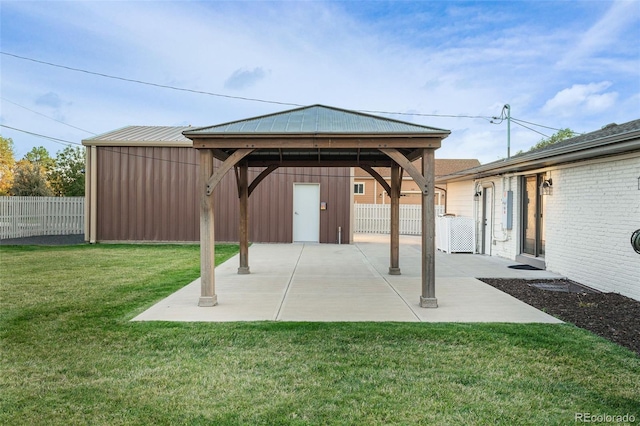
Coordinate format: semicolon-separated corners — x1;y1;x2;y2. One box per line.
24;146;56;172
11;159;54;196
50;146;85;196
529;128;575;152
516;128;575;155
0;136;16;195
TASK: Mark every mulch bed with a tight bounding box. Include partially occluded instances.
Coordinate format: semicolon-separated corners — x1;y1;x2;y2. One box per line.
479;278;640;356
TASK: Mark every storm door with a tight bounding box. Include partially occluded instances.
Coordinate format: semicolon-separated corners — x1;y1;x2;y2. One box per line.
522;175;545;257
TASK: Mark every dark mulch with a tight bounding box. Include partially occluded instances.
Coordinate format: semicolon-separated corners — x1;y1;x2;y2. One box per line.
0;234;85;246
480;278;640;356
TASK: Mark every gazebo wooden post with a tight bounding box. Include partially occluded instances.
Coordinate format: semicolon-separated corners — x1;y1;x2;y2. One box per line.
238;161;250;274
199;149;217;307
389;162;401;275
420;148;437;308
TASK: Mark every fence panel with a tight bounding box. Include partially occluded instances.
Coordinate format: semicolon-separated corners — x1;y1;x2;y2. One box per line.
0;197;85;239
354;204;445;235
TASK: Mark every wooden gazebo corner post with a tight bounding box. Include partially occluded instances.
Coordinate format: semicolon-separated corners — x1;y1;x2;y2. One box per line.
389;162;401;275
237;161;250;274
199;149;217;307
420;148;438;308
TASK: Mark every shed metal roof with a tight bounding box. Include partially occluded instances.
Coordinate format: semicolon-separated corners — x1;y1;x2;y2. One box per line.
83;126;192;146
184;104;450;136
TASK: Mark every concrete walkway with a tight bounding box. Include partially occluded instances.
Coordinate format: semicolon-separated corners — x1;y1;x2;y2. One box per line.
133;234;563;323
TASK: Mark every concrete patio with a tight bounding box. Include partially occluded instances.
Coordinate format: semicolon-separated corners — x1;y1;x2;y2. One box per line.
133;234;563;323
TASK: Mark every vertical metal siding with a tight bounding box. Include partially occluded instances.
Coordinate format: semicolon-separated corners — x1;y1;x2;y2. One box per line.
96;147;351;243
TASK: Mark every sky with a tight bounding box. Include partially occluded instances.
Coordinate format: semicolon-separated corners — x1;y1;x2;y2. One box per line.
1;0;639;164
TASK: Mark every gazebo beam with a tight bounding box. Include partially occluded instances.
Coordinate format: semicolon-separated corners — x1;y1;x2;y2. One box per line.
420;148;438;308
389;163;402;275
193;136;442;150
378;148;427;193
237;162;250;274
248;165;279;196
198;149;217;307
206;148;254;196
360;165;391;196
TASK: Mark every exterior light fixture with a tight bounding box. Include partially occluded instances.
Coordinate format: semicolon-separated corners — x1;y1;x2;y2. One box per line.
632;229;640;254
474;190;482;200
540;178;553;195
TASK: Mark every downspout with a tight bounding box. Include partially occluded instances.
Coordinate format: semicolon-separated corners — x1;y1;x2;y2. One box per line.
435;186;447;213
90;145;98;244
84;146;90;242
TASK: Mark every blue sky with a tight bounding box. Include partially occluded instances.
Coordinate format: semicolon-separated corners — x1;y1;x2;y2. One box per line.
1;0;639;164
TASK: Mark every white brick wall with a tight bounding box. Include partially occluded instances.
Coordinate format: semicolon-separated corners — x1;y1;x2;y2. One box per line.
442;155;640;301
545;155;640;300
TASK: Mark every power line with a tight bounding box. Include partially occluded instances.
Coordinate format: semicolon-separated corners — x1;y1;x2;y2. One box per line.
0;124;387;177
511;117;582;135
358;109;493;121
1;51;303;108
2;51;581;160
510;120;549;139
1;124;82;147
1;97;97;135
2;51;496;121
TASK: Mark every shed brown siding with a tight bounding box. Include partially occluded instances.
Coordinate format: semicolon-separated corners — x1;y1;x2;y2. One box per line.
95;146;350;243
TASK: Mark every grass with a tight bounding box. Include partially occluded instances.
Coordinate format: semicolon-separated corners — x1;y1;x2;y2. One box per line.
1;244;639;425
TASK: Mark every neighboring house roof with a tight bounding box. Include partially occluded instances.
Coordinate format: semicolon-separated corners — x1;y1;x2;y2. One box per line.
184;104;450;137
83;126;193;146
434;159;482;177
353;159;481;178
437;118;640;183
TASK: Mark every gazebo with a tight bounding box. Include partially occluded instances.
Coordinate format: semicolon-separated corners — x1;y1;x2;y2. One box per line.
183;105;450;308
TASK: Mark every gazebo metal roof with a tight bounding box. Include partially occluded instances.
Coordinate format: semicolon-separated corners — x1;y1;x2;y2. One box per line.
184;105;450;167
185;104;449;136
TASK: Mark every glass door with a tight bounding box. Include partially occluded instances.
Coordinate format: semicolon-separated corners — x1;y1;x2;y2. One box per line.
522;175;545;257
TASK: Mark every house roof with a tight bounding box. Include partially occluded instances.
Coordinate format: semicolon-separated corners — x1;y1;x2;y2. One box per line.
184;104;450;137
83;126;192;146
437;118;640;182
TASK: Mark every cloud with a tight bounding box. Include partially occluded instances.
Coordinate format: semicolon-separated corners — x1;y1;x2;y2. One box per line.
557;0;640;69
2;1;637;164
542;82;618;116
223;67;268;90
35;92;62;108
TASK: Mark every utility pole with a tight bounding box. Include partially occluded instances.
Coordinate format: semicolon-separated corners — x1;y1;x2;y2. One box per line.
505;104;511;159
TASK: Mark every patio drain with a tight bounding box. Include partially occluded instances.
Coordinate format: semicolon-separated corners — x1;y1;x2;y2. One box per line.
528;281;599;294
529;282;570;292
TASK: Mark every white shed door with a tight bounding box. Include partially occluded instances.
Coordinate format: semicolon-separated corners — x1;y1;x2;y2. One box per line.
293;183;320;242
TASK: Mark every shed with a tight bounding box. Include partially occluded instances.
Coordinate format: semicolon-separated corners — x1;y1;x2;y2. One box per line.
82;126;352;244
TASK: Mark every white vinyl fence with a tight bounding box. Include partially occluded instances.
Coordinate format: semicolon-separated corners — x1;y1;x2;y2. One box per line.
0;197;85;239
354;204;445;235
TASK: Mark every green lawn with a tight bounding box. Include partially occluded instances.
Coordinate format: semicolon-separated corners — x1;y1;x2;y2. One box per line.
1;244;638;425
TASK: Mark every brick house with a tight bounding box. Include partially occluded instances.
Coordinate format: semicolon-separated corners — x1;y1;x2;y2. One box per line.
437;119;640;301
